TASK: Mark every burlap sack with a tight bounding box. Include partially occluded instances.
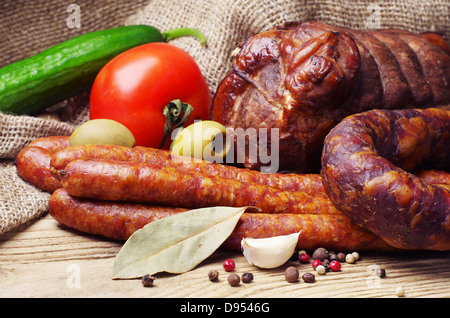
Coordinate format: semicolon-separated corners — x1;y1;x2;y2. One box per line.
1;0;449;234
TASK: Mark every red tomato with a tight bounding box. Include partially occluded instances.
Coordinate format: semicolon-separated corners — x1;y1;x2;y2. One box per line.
89;42;212;148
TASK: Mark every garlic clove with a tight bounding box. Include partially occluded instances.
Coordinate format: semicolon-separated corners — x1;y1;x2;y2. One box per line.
241;232;300;269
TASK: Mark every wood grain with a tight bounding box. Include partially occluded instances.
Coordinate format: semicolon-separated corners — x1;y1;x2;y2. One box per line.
1;213;450;298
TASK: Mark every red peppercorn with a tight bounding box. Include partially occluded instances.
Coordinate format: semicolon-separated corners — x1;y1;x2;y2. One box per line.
312;259;322;269
223;259;236;272
299;252;310;263
330;260;341;272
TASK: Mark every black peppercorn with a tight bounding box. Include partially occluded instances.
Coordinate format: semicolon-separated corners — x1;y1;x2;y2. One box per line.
142;274;155;287
208;269;219;282
312;247;329;261
329;252;339;261
321;258;331;272
227;273;240;286
242;272;254;283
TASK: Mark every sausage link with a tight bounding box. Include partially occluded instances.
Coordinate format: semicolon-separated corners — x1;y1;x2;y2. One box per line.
50;144;324;194
420;32;450;54
27;136;71;153
225;211;395;251
15;136;70;192
49;188;183;240
24;136;438;196
49;188;394;251
59;159;341;215
321;108;450;250
414;170;450;191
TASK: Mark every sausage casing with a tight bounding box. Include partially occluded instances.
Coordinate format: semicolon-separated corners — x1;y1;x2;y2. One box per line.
50;144;324;194
321;108;450;250
49;188;394;251
15;136;70;192
59;158;341;215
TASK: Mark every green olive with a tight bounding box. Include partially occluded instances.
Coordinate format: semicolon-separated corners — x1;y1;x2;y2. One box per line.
69;119;136;147
170;120;230;162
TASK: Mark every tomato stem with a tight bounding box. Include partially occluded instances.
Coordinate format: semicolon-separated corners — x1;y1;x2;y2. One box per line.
160;99;193;148
163;28;207;46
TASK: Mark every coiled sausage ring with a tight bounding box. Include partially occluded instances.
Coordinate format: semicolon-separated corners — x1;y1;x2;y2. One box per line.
321;108;450;250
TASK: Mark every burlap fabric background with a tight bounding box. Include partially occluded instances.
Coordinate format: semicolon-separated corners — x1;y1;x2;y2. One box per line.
0;0;449;234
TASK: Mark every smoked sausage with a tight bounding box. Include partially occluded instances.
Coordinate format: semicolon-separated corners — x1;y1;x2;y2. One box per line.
49;188;184;240
321;108;450;250
414;170;450;191
17;135;324;195
49;188;394;251
212;21;450;172
58;158;341;215
26;135;70;153
225;210;395;251
15;136;70;192
50;144;325;194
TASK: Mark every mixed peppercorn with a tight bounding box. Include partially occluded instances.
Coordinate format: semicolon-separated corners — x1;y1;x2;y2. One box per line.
204;247;379;286
142;247;390;292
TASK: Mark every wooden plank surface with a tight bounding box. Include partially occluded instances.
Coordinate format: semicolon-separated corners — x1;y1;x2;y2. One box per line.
1;213;450;298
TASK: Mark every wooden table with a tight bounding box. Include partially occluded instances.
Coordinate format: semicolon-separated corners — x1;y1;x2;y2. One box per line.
1;212;450;299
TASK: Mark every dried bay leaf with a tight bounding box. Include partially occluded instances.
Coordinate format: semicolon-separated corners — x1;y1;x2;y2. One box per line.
112;206;248;279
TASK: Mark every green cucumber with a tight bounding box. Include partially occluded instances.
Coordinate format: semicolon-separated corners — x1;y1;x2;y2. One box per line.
0;25;206;115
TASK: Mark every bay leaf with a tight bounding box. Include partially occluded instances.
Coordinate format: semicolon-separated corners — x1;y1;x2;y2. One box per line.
112;206;248;279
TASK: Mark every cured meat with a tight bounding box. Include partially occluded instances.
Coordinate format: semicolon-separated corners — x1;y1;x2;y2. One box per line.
26;135;70;153
212;21;450;172
51;144;324;194
15;136;70;192
58;158;341;215
49;188;394;251
321;108;450;250
414;170;450;191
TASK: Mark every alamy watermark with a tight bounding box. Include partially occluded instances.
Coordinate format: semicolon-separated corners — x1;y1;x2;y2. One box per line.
365;3;381;29
366;264;383;289
66;263;81;289
66;4;81;29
